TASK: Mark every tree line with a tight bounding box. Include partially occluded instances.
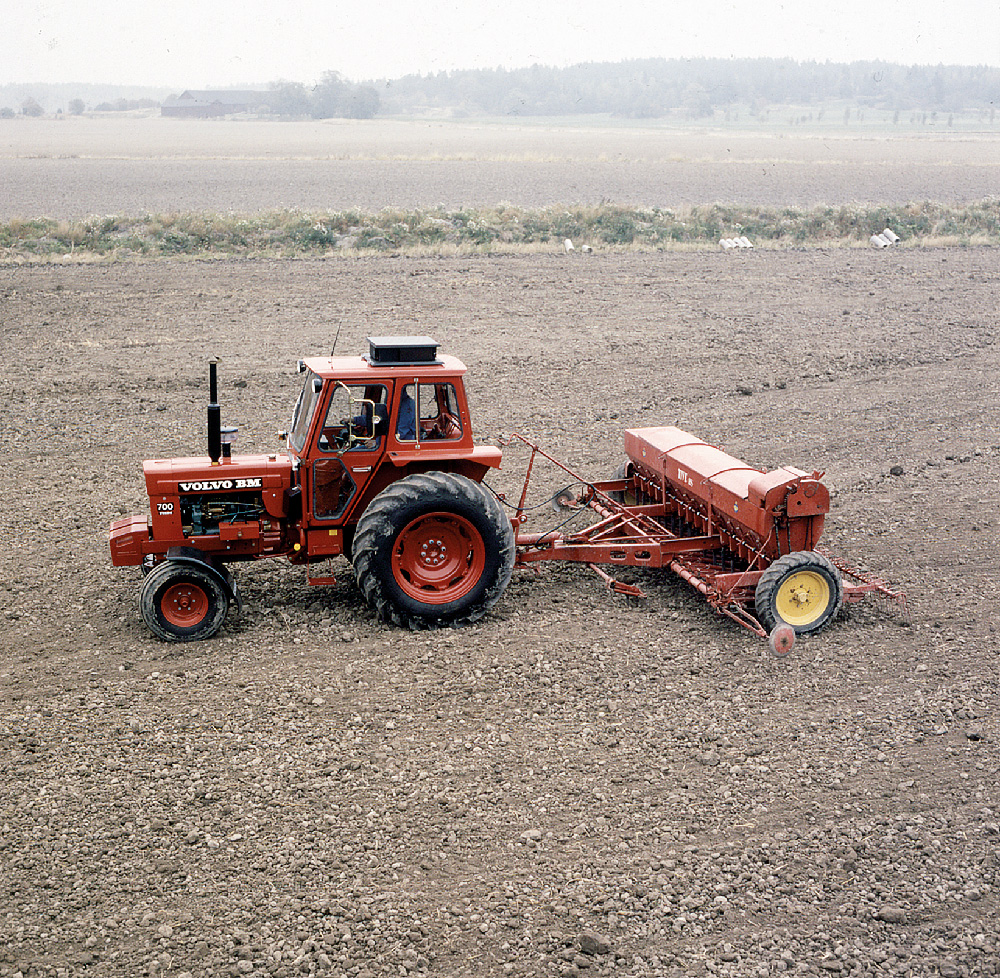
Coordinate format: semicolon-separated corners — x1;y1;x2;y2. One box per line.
375;58;1000;118
0;73;380;120
264;72;380;119
3;59;998;120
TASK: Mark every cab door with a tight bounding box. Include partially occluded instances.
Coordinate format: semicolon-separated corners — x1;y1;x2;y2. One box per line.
305;382;388;556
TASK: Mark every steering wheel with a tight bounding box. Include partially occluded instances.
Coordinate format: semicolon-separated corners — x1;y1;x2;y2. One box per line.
319;424;350;450
432;412;461;439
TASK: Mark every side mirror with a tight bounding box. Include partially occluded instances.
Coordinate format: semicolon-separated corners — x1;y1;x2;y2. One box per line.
312;377;323;394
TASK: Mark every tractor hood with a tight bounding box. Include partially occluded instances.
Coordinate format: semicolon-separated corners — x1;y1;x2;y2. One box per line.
144;454;294;498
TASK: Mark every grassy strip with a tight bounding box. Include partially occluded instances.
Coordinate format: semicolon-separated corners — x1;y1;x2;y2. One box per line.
2;201;999;259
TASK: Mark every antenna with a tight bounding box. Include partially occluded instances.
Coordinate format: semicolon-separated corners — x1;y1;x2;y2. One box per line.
331;322;344;356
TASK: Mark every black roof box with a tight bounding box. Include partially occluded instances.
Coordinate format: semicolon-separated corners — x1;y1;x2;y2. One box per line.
365;336;441;366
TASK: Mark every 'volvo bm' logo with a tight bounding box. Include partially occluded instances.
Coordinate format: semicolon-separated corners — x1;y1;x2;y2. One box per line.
178;478;262;492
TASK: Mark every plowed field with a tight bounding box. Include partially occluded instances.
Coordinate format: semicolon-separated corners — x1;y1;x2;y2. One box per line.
1;245;998;977
2;117;999;218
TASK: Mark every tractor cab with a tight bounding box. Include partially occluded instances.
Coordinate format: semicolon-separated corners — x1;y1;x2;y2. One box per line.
287;338;469;462
284;337;499;558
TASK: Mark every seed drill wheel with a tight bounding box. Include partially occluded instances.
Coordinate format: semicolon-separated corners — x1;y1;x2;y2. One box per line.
754;551;843;635
139;560;230;642
352;472;515;628
608;459;637;504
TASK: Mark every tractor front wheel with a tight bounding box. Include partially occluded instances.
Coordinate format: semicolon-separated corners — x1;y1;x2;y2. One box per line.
352;472;515;628
139;560;230;642
754;551;843;635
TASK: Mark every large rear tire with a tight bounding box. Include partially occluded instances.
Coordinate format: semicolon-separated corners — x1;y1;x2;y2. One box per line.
139;560;230;642
754;551;843;635
352;472;515;628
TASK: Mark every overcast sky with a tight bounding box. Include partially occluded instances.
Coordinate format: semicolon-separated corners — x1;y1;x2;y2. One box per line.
5;0;998;88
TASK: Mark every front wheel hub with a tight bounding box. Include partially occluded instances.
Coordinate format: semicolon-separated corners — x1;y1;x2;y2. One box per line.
160;582;210;628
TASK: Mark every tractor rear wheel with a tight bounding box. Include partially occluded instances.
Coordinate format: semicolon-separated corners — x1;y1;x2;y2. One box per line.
139;559;230;642
352;472;515;628
754;551;843;635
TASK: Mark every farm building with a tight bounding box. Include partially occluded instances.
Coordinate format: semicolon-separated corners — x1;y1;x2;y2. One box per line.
161;90;266;118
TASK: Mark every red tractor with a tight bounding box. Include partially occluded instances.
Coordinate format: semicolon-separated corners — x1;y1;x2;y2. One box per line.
110;337;903;651
110;337;515;641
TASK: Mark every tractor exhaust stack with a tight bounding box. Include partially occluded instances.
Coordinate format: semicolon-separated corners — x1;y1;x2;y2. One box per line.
207;357;222;464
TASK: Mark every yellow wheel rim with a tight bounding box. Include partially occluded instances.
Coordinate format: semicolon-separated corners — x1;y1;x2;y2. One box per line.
774;570;830;627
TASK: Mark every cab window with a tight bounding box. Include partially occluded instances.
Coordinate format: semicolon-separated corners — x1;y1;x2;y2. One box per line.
319;383;388;453
395;383;463;442
289;371;323;454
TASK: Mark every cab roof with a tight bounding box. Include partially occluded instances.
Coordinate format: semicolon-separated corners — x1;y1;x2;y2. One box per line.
302;336;467;381
302;352;468;382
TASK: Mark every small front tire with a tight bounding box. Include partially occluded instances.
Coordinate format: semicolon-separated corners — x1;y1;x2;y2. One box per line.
139;560;230;642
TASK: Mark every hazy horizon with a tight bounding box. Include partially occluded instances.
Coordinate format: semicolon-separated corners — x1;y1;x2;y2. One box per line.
3;54;1000;95
5;0;999;89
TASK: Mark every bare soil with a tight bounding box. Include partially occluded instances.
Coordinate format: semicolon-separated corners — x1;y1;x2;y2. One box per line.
2;118;999;218
1;248;998;978
8;155;1000;218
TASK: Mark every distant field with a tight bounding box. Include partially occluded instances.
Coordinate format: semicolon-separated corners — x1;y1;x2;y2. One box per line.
1;116;998;219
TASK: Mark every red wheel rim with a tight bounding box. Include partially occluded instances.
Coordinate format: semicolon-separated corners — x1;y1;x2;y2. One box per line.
392;512;486;604
160;581;210;628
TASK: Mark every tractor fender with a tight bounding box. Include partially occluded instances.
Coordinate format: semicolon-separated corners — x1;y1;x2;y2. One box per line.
164;547;242;615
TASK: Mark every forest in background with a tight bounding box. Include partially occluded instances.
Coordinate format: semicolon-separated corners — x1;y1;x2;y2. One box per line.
376;58;1000;119
2;58;999;121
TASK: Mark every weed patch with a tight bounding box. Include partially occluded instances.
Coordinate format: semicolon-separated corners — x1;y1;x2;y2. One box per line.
1;200;997;260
